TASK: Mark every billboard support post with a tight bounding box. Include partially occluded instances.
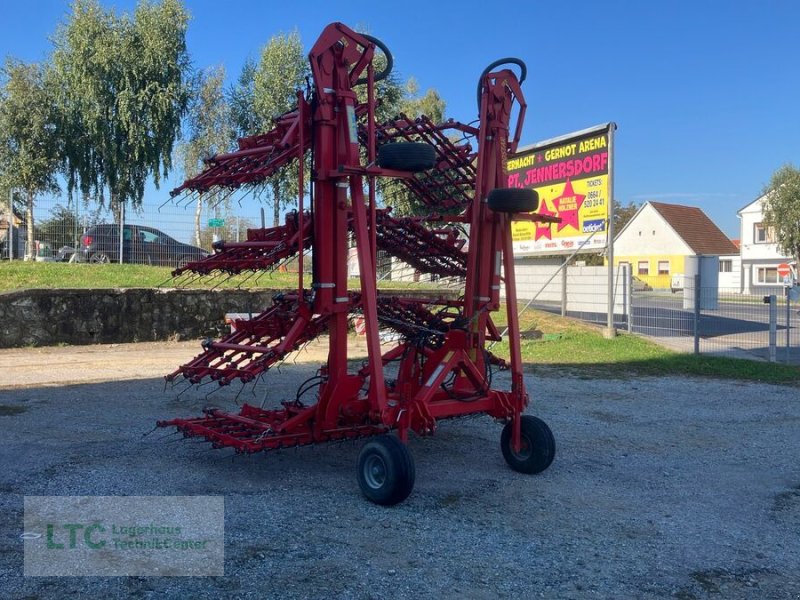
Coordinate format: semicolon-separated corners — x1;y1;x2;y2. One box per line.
604;124;617;338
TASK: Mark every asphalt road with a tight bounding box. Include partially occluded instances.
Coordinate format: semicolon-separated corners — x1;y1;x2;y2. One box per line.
531;293;800;363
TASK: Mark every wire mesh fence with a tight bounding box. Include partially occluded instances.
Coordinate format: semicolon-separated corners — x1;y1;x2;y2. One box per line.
507;262;799;365
3;192;798;366
1;190;266;266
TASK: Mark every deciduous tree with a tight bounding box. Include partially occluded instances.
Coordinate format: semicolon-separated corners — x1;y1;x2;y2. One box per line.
51;0;191;211
180;65;234;246
0;59;61;259
762;164;800;265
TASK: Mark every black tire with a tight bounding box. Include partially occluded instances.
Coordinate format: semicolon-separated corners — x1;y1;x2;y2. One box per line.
89;252;111;264
357;434;415;505
501;415;555;474
377;142;436;173
488;188;539;213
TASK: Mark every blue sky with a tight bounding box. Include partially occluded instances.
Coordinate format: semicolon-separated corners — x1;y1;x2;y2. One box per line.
2;0;799;238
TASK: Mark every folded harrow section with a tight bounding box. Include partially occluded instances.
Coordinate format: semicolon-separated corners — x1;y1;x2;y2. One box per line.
171;106;311;197
369;114;478;212
167;294;328;385
172;211;312;280
375;212;466;279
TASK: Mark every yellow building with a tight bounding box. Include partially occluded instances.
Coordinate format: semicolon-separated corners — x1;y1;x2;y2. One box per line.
613;202;738;290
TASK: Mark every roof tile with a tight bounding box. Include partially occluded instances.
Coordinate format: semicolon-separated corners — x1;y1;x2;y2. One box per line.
649;202;738;255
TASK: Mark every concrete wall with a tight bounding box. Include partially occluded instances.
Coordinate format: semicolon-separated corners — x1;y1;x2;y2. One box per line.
504;259;627;315
0;288;283;348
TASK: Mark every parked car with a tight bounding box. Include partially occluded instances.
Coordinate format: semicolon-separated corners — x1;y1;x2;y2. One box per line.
80;224;210;268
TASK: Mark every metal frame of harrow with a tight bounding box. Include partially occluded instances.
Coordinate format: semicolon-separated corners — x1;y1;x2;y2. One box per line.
158;22;547;462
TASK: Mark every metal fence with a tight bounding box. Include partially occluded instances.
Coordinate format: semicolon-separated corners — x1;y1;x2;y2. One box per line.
3;194;798;366
1;190;266;266
514;262;799;365
634;278;799;364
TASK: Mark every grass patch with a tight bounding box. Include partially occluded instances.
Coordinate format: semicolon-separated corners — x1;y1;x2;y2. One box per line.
0;262;296;290
0;262;439;292
491;308;800;386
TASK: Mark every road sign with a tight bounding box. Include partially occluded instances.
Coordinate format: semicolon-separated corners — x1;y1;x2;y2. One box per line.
208;218;224;227
777;263;791;277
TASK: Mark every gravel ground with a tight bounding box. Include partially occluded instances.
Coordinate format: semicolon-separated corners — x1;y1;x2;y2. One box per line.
1;348;799;599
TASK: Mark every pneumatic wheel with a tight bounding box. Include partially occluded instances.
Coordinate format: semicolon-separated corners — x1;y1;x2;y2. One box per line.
487;188;539;213
89;252;110;264
357;434;415;505
377;142;436;173
501;415;555;474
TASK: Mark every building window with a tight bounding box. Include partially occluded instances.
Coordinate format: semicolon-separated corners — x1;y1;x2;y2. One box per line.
754;223;774;244
637;261;649;275
719;259;733;273
755;266;779;285
657;260;670;275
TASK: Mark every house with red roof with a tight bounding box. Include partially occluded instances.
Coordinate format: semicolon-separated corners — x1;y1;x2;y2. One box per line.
613;201;739;290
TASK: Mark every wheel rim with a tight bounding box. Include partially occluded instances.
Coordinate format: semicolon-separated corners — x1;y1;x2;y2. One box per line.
512;434;533;461
363;454;387;489
91;254;109;264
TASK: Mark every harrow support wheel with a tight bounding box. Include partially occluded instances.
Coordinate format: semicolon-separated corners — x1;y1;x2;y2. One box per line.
501;415;555;474
377;142;436;172
487;188;539;213
357;434;415;505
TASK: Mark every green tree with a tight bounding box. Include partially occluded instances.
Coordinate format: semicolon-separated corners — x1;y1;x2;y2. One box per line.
0;59;61;260
51;0;191;210
762;164;800;264
613;198;639;234
247;31;309;227
371;75;448;217
401;77;446;124
180;65;234;246
229;57;258;139
35;204;79;249
583;198;638;265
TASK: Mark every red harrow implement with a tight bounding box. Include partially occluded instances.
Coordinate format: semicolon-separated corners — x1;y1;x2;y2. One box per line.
158;23;558;504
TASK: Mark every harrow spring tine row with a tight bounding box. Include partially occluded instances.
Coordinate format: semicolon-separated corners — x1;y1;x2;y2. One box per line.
365;114;478;211
374;212;467;278
169;296;332;386
171;106;312;197
171;212;313;278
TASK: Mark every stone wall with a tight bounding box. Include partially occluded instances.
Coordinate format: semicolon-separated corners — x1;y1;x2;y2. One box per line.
0;287;455;348
0;288;283;348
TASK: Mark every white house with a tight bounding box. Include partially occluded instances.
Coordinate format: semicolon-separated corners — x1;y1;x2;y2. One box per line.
737;193;792;295
613;201;739;290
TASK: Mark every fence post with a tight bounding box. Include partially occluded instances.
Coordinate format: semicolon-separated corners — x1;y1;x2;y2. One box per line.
787;286;792;364
767;294;777;363
7;188;14;261
118;202;125;265
561;259;567;317
693;273;700;354
626;263;633;333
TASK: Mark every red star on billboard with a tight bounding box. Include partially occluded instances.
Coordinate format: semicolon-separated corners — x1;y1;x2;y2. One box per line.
534;199;556;241
552;179;585;232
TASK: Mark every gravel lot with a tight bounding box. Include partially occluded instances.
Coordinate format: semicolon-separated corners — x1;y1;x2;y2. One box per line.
1;343;799;599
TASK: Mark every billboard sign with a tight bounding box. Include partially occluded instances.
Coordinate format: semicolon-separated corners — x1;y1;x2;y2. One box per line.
507;123;615;256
